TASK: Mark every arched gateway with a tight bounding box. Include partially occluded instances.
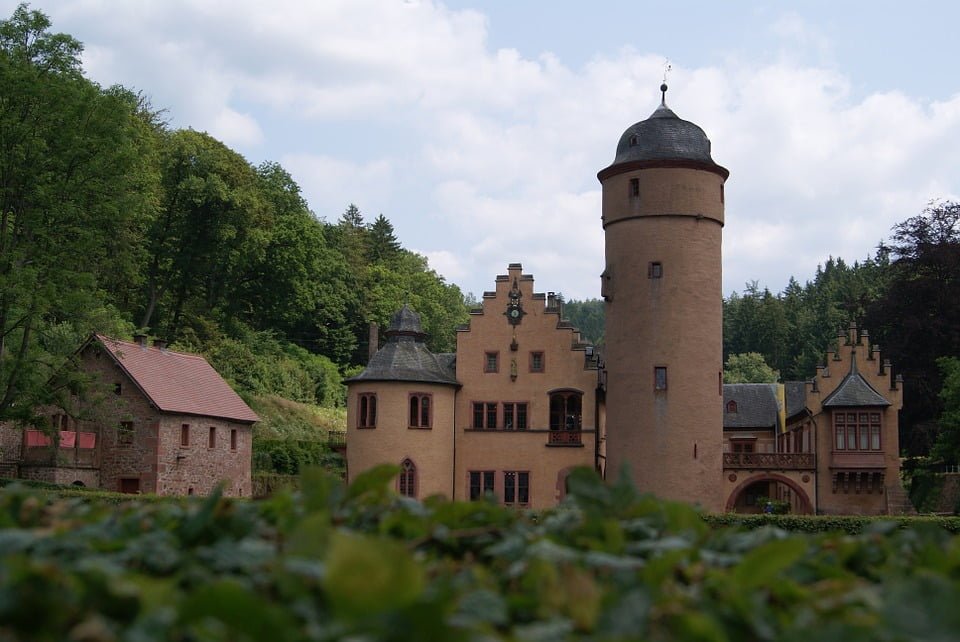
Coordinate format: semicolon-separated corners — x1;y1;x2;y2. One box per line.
726;473;813;514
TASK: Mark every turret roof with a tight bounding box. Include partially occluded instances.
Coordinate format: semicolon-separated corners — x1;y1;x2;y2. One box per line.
345;305;459;386
600;84;728;179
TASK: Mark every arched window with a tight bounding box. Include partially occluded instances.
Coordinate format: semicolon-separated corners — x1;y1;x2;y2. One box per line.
726;400;738;414
409;393;431;428
398;459;417;498
549;390;582;431
358;393;377;428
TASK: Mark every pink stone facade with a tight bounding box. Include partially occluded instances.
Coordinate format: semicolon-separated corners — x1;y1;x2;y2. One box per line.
0;337;254;496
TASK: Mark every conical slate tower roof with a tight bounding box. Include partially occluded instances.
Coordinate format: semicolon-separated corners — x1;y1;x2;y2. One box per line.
345;304;458;386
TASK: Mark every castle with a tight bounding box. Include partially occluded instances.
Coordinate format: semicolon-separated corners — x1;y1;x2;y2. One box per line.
345;86;908;515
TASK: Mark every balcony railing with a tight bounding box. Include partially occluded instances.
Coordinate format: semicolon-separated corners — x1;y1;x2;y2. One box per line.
327;431;346;450
723;452;815;470
548;429;582;446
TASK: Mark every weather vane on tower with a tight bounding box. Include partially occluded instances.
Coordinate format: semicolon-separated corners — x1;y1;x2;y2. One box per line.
661;59;671;103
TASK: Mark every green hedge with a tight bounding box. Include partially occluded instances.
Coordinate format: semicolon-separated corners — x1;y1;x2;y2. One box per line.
704;512;960;534
3;467;960;640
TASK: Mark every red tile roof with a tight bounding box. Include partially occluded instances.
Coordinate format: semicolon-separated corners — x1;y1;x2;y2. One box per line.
95;335;259;423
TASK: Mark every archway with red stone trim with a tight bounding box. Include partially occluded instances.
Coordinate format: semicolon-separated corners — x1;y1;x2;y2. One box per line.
555;467;575;503
726;473;813;514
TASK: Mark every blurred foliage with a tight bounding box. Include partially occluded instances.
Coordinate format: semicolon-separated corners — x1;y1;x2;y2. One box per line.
3;467;960;639
932;356;960;465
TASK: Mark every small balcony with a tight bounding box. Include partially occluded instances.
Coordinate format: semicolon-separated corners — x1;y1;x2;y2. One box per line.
723;452;815;470
547;429;582;446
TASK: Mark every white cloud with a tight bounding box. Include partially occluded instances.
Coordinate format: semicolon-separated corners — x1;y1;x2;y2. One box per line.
36;2;960;301
209;108;263;147
280;153;394;221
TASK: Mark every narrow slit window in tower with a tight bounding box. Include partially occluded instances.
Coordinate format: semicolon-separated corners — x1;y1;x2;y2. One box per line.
654;366;668;390
648;262;663;279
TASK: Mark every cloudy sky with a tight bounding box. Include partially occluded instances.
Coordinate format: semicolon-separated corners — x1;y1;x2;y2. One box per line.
16;0;960;300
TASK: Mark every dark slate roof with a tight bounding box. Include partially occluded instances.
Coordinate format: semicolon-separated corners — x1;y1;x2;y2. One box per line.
723;384;780;430
95;335;259;423
822;362;890;408
601;87;727;177
346;306;459;386
387;305;426;338
784;381;808;418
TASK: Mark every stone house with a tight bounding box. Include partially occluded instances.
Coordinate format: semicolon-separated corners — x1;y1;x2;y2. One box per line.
0;334;257;496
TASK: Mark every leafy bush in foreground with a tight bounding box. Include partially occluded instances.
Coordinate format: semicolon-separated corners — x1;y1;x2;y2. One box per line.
2;467;960;640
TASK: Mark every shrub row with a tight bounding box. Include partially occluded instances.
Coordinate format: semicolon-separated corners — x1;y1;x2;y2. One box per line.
1;467;960;640
704;512;960;534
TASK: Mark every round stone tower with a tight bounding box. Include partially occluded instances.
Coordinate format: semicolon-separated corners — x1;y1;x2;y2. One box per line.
598;85;728;510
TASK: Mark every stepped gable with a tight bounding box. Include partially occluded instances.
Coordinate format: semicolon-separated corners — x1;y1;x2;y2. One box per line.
822;354;891;408
95;334;259;423
346;305;459;386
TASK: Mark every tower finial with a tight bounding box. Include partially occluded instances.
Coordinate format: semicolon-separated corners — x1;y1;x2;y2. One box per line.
661;59;671;105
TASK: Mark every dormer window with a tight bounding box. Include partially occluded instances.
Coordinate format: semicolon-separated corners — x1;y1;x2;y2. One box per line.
628;134;640;146
726;400;738;414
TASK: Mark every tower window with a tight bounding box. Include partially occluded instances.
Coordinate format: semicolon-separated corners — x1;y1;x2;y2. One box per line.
180;424;190;447
409;393;432;429
629;177;640;197
720;183;725;204
648;262;663;279
358;393;377;428
484;351;499;373
654;367;668;391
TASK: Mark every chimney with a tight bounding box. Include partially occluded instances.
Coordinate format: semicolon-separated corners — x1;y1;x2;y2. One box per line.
133;333;147;348
153;338;167;351
547;292;556;310
368;322;379;363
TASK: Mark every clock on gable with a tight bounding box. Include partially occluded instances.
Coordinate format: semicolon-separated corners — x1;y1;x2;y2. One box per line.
504;280;525;325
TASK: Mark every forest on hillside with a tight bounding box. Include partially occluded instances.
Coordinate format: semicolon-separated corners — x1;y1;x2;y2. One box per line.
4;6;960;465
0;6;467;431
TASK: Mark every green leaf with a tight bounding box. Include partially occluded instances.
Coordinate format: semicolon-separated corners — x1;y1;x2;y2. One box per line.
732;536;808;589
323;531;424;618
178;578;298;641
